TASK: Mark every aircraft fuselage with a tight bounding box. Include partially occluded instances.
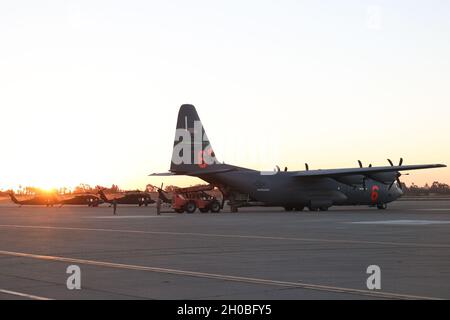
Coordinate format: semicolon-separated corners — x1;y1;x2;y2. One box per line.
201;168;403;209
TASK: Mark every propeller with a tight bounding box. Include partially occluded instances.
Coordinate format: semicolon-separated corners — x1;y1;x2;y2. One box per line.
387;158;405;190
387;158;403;167
388;173;403;190
358;160;372;188
357;160;365;188
358;160;372;168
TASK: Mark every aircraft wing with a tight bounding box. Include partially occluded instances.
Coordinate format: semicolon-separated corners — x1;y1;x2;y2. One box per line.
149;172;177;176
293;164;446;178
149;167;237;177
185;167;237;176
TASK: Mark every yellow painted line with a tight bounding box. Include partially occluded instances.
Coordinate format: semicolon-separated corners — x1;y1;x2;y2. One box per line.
0;250;441;300
0;288;52;300
0;224;450;248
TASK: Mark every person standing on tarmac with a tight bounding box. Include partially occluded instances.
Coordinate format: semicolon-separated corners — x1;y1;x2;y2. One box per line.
113;199;118;215
156;196;161;216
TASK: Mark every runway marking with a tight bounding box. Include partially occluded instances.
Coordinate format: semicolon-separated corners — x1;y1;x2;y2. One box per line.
1;224;450;248
351;220;450;226
0;250;440;300
0;288;52;300
412;209;450;211
87;216;174;219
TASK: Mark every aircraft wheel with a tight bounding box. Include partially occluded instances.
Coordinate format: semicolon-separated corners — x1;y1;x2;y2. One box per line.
185;201;197;214
210;201;221;213
308;206;319;212
377;203;387;210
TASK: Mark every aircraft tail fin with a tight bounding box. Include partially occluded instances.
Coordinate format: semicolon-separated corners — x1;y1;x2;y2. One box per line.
8;192;20;204
157;189;172;204
170;104;226;175
97;189;110;202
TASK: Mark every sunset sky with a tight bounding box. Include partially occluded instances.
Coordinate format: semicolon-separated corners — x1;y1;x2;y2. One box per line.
0;1;449;191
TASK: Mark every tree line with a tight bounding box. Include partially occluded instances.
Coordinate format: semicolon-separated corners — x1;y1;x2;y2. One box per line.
403;181;450;196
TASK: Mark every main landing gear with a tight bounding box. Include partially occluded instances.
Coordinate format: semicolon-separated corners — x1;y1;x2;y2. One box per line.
284;206;305;212
377;203;387;210
308;206;329;212
285;206;329;212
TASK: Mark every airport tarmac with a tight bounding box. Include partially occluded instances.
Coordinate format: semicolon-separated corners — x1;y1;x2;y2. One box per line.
0;200;450;300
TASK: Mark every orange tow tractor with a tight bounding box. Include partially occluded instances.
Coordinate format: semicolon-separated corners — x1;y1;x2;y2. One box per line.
171;185;222;214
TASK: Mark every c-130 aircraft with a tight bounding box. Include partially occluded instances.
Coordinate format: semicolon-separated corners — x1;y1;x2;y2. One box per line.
152;104;446;212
